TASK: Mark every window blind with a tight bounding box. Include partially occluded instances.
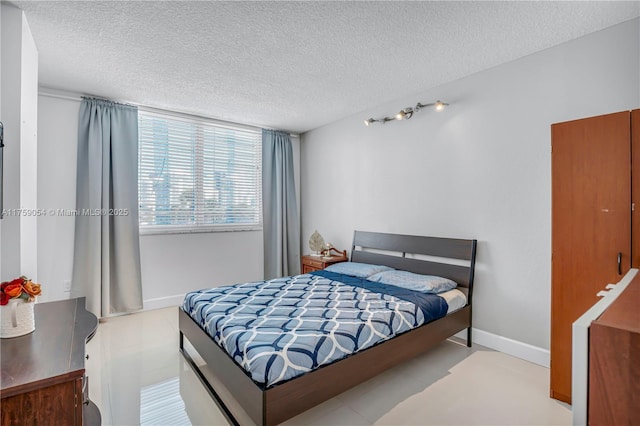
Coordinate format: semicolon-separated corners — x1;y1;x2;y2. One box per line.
138;110;262;233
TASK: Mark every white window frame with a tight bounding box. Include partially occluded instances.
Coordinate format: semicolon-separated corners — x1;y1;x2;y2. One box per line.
138;108;262;235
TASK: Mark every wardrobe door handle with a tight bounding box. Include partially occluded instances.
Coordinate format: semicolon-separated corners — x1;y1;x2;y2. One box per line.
617;252;622;275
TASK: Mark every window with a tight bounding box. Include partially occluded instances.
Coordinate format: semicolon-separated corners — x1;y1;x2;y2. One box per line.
138;110;262;233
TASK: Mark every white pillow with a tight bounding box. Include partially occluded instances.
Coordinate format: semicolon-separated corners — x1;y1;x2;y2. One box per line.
367;270;457;293
323;262;393;278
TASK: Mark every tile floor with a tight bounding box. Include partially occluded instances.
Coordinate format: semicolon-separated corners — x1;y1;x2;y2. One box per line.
87;306;571;425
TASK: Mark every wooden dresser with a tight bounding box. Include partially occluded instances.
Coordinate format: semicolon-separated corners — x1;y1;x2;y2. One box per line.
301;251;347;273
588;274;640;425
0;297;100;425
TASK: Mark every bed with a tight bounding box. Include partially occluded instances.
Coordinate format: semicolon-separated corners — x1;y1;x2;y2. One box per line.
178;230;477;425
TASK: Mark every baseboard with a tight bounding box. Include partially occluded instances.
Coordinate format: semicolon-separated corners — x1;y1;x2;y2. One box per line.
143;294;185;311
455;328;550;368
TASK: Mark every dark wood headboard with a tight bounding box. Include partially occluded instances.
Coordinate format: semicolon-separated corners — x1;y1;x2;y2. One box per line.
350;230;477;301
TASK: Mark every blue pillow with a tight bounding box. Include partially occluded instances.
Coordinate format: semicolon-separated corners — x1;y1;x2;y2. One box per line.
367;270;457;294
323;262;393;278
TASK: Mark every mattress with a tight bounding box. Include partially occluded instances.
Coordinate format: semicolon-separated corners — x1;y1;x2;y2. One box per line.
439;289;467;313
183;271;462;387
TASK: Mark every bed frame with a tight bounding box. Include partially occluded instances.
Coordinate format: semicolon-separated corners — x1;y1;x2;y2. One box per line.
179;230;477;426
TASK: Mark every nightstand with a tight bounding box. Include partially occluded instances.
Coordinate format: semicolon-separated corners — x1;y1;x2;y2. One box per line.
301;250;348;274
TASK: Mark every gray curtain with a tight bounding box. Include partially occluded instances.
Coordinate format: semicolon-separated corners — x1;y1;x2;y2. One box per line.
72;97;142;317
262;129;300;279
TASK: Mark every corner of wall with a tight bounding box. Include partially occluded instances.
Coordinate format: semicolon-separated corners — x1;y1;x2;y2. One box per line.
19;8;38;280
0;3;38;280
0;0;3;277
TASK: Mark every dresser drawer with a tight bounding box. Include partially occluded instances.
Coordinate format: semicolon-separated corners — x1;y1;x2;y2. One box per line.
305;258;325;269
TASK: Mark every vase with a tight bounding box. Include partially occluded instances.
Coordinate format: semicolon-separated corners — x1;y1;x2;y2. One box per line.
0;298;36;338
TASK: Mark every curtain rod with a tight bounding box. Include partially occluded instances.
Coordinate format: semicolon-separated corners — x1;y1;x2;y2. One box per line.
38;87;300;136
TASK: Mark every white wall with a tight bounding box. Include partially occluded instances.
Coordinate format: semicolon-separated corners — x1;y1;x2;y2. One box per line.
0;3;4;277
36;93;79;302
1;4;24;280
19;12;38;280
300;18;640;353
0;4;38;281
140;231;263;308
37;91;300;307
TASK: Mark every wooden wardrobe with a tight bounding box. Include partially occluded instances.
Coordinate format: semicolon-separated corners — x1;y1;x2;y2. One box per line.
550;109;639;404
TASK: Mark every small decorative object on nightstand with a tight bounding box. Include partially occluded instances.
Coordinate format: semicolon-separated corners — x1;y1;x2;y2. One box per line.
308;230;325;256
322;242;334;259
301;248;348;274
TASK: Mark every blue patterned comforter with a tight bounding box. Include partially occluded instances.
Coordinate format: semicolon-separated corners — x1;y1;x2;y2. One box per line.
182;270;448;388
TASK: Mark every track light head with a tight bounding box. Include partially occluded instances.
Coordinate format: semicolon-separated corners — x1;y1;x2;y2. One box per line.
395;108;415;121
434;100;448;111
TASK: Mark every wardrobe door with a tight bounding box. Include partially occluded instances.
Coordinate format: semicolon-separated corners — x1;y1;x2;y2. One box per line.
551;111;631;403
633;109;640;268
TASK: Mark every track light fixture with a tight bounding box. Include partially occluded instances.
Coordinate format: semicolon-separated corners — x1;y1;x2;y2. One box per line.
364;100;449;126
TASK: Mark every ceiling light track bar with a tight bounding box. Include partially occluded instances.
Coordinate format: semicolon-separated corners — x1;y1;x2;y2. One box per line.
364;100;449;126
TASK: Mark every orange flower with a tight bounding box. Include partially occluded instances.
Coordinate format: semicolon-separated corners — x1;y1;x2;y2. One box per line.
4;283;23;298
22;280;41;297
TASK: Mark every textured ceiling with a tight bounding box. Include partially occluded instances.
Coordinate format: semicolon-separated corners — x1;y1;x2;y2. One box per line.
12;1;640;133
